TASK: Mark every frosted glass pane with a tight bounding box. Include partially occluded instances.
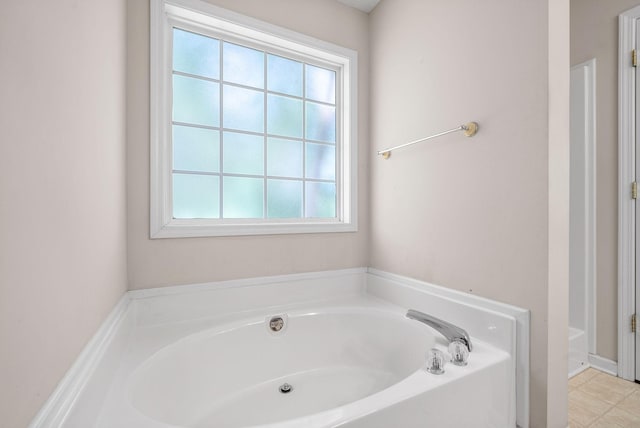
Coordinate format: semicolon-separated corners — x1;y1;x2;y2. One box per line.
305;181;336;218
305;143;335;180
223;42;264;89
267;55;302;96
267;138;302;178
173;125;219;173
305;102;335;143
267;179;302;218
306;64;335;104
173;173;219;219
173;28;219;79
267;94;302;138
223;85;264;133
223;132;264;175
223;176;264;218
173;75;219;127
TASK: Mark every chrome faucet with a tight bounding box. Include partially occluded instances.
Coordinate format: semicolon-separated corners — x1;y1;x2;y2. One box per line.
406;309;473;352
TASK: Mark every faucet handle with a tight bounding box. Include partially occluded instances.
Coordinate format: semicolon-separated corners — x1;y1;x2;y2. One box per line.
448;339;470;366
426;348;446;374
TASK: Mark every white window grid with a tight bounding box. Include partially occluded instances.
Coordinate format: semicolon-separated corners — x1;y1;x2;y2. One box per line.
170;27;340;220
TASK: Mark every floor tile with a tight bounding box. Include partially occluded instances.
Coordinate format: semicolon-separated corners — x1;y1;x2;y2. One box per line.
580;380;628;406
569;368;640;428
570;368;599;388
590;417;625;428
569;376;585;390
617;390;640;419
568;418;587;428
568;400;604;427
598;407;640;428
569;388;613;415
590;372;639;396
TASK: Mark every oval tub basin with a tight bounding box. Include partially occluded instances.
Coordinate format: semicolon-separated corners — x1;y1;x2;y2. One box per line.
128;309;432;427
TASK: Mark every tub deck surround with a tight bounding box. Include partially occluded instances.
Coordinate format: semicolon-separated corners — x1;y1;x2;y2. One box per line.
367;268;530;427
36;269;529;428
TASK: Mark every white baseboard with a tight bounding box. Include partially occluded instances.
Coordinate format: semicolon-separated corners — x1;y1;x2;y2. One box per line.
588;354;618;376
28;294;131;428
568;363;590;379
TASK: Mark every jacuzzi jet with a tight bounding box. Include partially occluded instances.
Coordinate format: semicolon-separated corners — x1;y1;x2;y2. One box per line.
269;316;285;332
279;383;293;394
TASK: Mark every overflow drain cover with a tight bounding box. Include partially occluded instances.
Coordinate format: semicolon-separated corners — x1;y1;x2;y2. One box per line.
279;383;293;394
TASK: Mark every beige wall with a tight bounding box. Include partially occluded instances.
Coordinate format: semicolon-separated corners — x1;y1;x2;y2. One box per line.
369;1;569;426
0;0;572;426
570;0;640;362
548;0;571;426
0;0;128;426
127;0;369;289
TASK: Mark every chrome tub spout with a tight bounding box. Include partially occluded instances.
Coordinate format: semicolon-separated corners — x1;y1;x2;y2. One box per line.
406;309;473;352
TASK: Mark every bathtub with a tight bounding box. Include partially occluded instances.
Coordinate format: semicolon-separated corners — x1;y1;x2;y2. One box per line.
32;269;529;428
129;308;432;427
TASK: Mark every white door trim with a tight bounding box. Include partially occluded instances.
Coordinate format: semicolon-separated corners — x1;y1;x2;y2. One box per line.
571;58;597;358
572;58;598;354
617;5;639;382
586;57;597;355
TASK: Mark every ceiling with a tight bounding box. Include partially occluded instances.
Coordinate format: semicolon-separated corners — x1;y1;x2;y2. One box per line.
336;0;380;13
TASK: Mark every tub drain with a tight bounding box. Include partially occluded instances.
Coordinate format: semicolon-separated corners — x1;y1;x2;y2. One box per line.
279;383;293;394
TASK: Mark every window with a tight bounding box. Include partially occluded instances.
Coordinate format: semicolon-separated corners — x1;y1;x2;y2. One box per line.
150;0;357;238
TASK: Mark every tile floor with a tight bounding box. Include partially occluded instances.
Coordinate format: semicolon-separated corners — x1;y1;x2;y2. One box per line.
569;368;640;427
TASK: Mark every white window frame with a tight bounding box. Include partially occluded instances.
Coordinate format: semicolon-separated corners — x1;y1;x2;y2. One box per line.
150;0;358;238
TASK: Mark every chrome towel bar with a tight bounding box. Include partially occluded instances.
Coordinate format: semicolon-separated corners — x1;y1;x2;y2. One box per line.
377;122;479;159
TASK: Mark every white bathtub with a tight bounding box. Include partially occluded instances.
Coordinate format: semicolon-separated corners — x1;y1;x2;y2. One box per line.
129;308;431;427
32;269;529;428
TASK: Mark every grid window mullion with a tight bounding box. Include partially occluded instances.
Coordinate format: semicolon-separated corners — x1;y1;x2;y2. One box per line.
219;39;224;218
263;52;268;218
302;64;307;218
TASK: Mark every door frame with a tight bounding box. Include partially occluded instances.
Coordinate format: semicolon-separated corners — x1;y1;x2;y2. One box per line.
570;58;597;357
618;5;639;382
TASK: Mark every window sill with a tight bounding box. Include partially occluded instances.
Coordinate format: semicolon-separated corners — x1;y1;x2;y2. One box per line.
150;219;357;238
